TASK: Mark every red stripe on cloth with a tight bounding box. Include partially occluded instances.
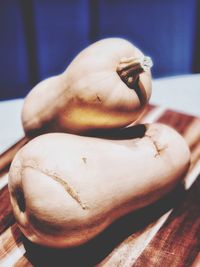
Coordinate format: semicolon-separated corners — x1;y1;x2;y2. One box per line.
0;223;22;259
0;186;15;234
157;109;195;135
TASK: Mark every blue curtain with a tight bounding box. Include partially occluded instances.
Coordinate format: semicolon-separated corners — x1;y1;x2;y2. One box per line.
0;0;198;100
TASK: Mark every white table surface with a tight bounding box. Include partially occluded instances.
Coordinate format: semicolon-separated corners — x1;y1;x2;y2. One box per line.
0;74;200;154
152;74;200;117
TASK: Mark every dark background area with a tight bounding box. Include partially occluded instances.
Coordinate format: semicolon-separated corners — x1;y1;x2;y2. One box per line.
0;0;199;100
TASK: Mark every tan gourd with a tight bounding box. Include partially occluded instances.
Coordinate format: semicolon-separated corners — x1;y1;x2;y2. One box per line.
8;123;190;248
22;38;152;136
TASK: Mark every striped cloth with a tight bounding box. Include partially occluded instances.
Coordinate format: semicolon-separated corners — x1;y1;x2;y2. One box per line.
0;105;200;267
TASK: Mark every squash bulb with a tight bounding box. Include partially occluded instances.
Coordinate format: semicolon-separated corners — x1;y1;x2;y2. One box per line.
9;123;190;248
22;38;153;136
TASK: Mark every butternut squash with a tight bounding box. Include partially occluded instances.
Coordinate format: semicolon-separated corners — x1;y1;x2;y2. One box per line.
8;123;190;248
22;38;152;136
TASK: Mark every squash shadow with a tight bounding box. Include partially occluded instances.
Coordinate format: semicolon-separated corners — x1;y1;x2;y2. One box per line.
85;124;147;140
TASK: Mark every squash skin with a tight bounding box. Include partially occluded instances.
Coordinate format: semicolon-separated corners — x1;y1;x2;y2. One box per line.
22;38;152;136
8;123;190;248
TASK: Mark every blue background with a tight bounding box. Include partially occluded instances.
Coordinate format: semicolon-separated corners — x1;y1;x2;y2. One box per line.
0;0;199;100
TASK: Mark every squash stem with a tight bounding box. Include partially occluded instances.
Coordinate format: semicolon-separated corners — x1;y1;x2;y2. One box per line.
117;56;153;87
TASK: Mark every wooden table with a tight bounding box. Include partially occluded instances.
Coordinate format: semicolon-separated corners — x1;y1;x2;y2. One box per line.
0;105;200;267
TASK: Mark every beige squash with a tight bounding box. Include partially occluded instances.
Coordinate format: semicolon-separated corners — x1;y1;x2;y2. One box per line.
8;123;190;248
22;38;152;136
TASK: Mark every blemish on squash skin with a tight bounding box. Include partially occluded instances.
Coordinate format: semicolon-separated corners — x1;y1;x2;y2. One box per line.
22;165;88;210
96;95;101;102
82;157;87;164
152;141;167;157
145;134;168;157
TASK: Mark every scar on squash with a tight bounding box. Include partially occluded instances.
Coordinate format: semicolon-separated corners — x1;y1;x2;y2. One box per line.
22;165;88;210
145;134;168;157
